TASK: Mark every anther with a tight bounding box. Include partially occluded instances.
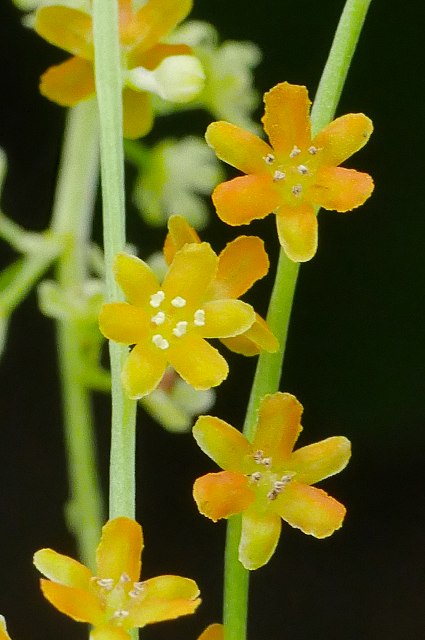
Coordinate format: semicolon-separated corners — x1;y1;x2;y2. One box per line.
292;184;302;196
152;334;169;350
262;457;272;468
308;145;318;155
96;578;114;590
249;471;262;483
120;573;131;583
297;164;308;175
193;309;205;326
171;296;186;308
173;320;188;337
289;145;301;158
273;170;286;182
112;610;129;620
253;450;264;463
267;474;293;500
151;311;165;325
150;290;165;308
263;153;275;164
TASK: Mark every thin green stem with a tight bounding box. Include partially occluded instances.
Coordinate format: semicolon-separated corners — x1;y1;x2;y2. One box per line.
92;0;137;521
223;1;373;638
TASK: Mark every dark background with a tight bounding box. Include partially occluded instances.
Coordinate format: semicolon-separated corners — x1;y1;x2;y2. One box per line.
1;1;425;639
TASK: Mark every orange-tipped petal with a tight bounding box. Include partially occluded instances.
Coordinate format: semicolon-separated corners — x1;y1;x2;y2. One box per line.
239;509;281;570
200;299;255;338
90;626;130;640
212;175;280;226
40;57;95;107
220;314;279;356
162;243;217;306
142;575;200;600
96;518;142;583
132;0;193;53
129;593;200;628
212;236;269;299
164;215;200;264
311;166;374;212
206;122;273;174
99;303;150;344
122;342;167;399
274;482;346;538
113;253;159;306
35;6;93;59
262;83;311;154
193;415;251;472
313;113;373;166
33;549;92;589
168;334;228;390
275;203;318;262
193;471;254;521
286;436;351;485
253;392;303;461
39;579;103;624
122;89;154;140
198;624;224;640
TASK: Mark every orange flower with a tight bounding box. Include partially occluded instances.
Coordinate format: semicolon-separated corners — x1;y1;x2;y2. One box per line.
198;623;223;640
99;243;256;398
164;215;278;356
34;517;200;640
193;392;351;569
34;0;202;138
206;82;374;262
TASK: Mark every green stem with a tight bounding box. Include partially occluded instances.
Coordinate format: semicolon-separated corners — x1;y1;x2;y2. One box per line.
52;100;104;568
92;0;137;521
223;1;373;638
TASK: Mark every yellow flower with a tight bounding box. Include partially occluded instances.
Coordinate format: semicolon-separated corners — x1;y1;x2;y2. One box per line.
206;82;374;262
198;623;223;640
193;392;351;569
34;517;201;640
99;243;256;398
34;0;203;138
164;215;278;356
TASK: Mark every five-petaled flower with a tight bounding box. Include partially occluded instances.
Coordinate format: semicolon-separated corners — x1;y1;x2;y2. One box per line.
206;82;374;262
34;0;204;138
34;517;200;640
99;243;256;399
164;214;278;356
193;392;351;569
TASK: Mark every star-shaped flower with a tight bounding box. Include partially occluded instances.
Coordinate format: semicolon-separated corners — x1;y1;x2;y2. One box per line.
34;517;201;640
163;215;278;356
35;0;204;138
193;392;351;569
99;243;256;398
206;82;374;262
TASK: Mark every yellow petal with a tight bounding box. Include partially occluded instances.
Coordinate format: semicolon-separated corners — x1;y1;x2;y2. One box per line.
99;303;150;344
33;549;92;589
313;113;373;166
39;579;103;624
122;88;154;139
128;593;200;628
239;509;281;570
132;0;193;53
96;518;142;583
212;236;269;299
168;334;228;390
205;122;273;174
163;215;200;265
142;575;200;600
253;392;303;462
113;253;159;306
122;342;167;399
90;626;130;640
212;175;280;226
274;481;346;538
286;436;351;485
193;415;251;472
35;6;93;59
262;83;311;154
200;299;255;338
162;243;217;306
198;624;224;640
310;166;374;212
129;42;191;70
40;57;95;107
275;203;318;262
220;314;279;356
193;471;254;521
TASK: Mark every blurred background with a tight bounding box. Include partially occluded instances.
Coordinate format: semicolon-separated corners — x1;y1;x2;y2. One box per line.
1;0;425;638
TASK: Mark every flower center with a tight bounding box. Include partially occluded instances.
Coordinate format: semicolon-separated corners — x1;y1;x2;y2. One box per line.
148;290;205;351
92;573;146;627
263;144;321;203
247;450;295;502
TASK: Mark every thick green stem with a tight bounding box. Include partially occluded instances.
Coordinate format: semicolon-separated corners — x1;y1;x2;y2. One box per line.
223;1;373;638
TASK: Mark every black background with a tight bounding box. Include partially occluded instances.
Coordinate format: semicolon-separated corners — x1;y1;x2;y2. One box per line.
1;1;425;639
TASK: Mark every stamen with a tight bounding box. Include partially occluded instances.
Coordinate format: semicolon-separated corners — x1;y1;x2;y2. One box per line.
120;573;131;583
273;170;286;182
267;474;293;500
249;471;262;483
289;145;301;158
193;309;205;326
152;334;169;350
173;320;188;337
263;153;275;164
96;578;114;590
171;296;186;308
292;184;302;196
151;311;165;325
308;145;318;155
112;610;129;620
150;290;165;308
132;581;145;592
297;164;308;175
253;450;264;463
262;457;272;468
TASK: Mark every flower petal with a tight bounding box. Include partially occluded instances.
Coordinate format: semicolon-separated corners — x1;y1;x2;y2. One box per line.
200;299;255;338
164;215;201;265
132;0;193;53
128;593;200;628
96;518;142;583
286;436;351;485
35;7;93;58
253;392;303;462
129;42;191;70
212;175;280;226
40;58;95;107
122;88;154;140
168;334;228;390
313;113;373;166
275;202;318;262
262;83;311;154
162;243;217;306
193;415;251;472
33;549;92;589
122;342;167;399
39;580;103;624
193;471;254;521
311;166;374;212
90;626;130;640
221;313;279;355
142;575;200;600
205;122;273;174
274;481;346;538
198;624;224;640
239;509;281;570
99;303;150;344
113;253;159;306
212;236;269;299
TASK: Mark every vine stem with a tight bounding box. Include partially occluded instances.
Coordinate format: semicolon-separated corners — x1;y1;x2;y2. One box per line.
222;1;373;638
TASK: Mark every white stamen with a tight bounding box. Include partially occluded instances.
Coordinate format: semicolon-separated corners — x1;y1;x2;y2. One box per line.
308;145;318;155
151;311;165;325
193;309;205;326
150;290;165;308
173;320;188;337
112;610;129;620
253;450;264;463
249;471;262;483
120;573;131;583
267;474;293;500
171;296;186;308
152;334;169;350
297;164;308;175
263;153;275;164
96;578;114;590
292;184;302;196
289;145;301;158
132;581;145;592
262;457;272;468
273;170;286;182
